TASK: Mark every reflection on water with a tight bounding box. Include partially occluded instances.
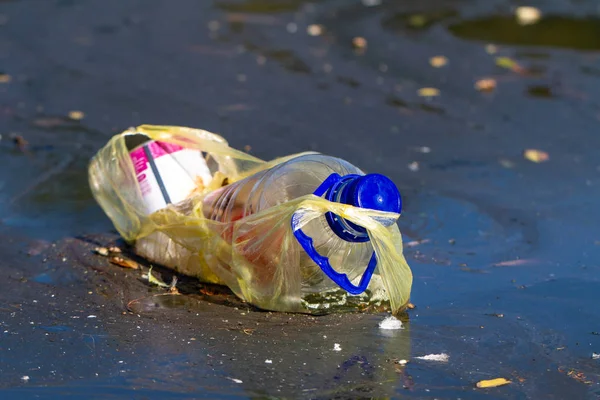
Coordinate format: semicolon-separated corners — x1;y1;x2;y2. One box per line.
215;0;319;13
381;9;458;31
527;85;554;98
448;15;600;50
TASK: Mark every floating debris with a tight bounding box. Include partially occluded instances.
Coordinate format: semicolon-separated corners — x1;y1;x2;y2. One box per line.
565;369;592;385
109;256;139;270
307;24;324;36
515;6;541;26
475;78;497;92
476;378;511;388
429;56;448;68
415;353;449;362
144;266;170;288
108;246;122;253
499;158;515;168
0;73;11;84
523;149;550;163
11;134;28;152
417;87;440;97
21;376;30;382
485;313;504;318
408;161;420;172
168;276;180;294
333;343;342;351
592;353;600;360
379;315;404;330
496;57;526;74
68;110;85;120
407;303;416;309
405;238;430;248
227;377;243;384
485;44;498;54
265;359;273;364
94;247;110;257
352;36;368;51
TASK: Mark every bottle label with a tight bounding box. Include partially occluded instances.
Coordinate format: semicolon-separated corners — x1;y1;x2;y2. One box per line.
129;140;212;214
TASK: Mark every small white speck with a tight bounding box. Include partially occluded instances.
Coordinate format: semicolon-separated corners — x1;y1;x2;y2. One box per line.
361;0;382;6
87;315;97;319
265;359;273;364
21;375;29;382
227;377;243;384
208;20;220;31
398;359;408;366
118;360;124;364
592;353;600;360
323;335;327;339
333;343;342;351
408;161;420;172
379;316;404;330
286;22;298;33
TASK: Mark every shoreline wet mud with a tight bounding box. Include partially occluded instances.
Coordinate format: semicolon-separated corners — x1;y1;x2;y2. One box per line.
1;0;599;398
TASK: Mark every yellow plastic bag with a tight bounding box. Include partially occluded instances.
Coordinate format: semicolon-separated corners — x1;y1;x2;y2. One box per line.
88;125;413;314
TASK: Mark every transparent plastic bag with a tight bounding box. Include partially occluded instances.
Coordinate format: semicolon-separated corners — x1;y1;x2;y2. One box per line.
89;125;413;314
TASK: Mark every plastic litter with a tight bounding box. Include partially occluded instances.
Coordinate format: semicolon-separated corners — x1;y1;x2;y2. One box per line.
88;125;413;314
379;316;404;330
414;353;449;362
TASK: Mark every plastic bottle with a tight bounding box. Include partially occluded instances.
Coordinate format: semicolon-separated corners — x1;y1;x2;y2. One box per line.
199;153;402;297
88;125;412;314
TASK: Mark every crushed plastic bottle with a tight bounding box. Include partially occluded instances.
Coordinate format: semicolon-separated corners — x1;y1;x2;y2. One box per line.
88;125;413;314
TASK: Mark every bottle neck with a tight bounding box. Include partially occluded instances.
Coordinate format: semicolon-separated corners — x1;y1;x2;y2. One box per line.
324;174;401;243
325;176;370;242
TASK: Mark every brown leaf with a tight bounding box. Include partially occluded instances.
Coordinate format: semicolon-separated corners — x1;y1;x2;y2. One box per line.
109;256;139;269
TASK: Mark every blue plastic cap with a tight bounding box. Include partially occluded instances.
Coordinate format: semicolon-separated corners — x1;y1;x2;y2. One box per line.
325;173;402;242
349;174;402;214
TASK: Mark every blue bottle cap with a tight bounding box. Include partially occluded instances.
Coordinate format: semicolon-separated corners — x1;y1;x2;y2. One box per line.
325;174;402;242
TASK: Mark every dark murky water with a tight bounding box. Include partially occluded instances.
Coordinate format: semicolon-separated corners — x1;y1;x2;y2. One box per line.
1;0;600;398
